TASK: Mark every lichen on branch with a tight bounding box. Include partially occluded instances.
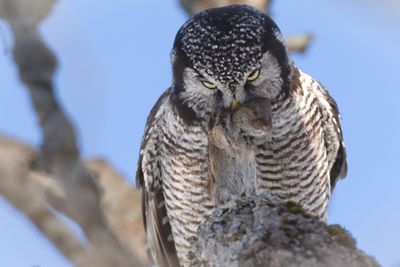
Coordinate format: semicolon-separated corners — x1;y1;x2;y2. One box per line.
189;194;380;267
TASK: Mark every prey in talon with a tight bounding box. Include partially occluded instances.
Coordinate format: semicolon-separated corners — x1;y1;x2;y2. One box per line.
208;98;272;207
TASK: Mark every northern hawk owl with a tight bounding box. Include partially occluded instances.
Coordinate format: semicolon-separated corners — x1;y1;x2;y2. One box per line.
136;4;347;267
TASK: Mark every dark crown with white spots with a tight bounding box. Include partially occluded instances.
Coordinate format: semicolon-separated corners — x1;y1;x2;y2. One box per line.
173;5;290;89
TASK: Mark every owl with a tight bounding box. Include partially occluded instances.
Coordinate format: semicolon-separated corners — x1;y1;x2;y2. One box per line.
136;4;347;267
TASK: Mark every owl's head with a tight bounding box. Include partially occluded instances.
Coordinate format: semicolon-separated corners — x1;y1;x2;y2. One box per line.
170;4;293;124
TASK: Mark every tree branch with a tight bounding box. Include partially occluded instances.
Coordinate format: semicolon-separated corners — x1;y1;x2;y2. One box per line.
179;0;272;15
189;194;380;267
0;134;147;266
285;34;314;54
0;0;144;266
0;135;93;267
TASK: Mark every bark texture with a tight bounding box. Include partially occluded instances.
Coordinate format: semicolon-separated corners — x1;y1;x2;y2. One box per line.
189;194;380;267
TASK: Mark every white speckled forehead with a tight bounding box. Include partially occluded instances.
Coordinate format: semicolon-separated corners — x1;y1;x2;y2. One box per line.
173;5;283;89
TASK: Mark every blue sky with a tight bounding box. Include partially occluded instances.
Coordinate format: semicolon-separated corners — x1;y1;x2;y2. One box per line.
1;1;399;266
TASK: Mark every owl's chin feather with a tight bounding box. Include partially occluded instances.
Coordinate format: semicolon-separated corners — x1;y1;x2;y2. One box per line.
210;97;272;151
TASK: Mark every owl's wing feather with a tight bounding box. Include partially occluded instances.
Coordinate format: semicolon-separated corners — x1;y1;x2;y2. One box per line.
136;88;180;267
142;187;179;267
301;70;348;190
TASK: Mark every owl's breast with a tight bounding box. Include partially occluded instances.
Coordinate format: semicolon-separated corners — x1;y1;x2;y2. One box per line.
256;92;331;220
158;105;214;265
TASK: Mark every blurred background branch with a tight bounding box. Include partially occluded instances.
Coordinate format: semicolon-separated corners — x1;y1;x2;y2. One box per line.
0;0;145;266
0;134;147;265
0;134;94;267
179;0;273;14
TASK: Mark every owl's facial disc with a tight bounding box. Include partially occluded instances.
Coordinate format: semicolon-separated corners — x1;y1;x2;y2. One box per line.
174;50;285;116
219;52;285;110
171;5;293;123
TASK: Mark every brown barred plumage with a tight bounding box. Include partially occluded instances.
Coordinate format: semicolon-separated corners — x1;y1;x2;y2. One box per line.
137;88;214;266
256;69;347;220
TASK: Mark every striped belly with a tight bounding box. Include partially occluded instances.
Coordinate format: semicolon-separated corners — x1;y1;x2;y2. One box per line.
256;94;331;220
160;121;214;266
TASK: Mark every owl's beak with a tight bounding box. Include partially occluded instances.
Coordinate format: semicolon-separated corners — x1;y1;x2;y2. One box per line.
230;99;241;111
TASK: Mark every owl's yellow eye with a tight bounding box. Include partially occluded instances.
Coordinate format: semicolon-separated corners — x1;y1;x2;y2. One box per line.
201;80;217;89
247;69;260;81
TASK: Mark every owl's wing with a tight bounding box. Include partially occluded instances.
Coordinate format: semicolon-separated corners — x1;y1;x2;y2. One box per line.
301;70;348;190
136;88;180;267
